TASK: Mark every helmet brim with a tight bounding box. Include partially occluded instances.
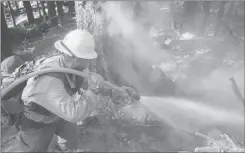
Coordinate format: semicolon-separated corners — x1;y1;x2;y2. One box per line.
54;40;98;60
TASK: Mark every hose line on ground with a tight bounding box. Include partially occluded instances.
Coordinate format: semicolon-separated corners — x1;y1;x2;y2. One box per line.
1;68;89;99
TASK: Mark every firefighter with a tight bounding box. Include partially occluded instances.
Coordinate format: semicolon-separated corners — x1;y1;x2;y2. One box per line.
1;55;25;128
8;29;137;152
1;55;24;87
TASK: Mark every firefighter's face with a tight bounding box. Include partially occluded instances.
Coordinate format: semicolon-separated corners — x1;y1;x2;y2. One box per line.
64;54;96;71
72;57;90;71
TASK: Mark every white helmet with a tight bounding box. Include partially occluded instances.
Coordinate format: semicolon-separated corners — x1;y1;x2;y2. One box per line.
54;29;98;59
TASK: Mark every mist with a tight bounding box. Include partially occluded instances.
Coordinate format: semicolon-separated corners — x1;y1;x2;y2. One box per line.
101;1;244;144
102;2;174;92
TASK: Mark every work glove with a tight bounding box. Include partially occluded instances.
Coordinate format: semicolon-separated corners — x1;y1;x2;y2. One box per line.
88;72;140;108
121;86;140;101
87;72;119;96
109;86;141;108
87;72;104;95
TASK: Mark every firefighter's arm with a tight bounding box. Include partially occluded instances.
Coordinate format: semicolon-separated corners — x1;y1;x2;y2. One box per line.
88;72;140;100
44;78;99;123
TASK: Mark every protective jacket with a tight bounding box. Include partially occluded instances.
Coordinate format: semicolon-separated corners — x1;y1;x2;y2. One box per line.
19;55;99;127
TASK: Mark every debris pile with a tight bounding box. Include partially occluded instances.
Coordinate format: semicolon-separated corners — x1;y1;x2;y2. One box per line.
194;131;244;152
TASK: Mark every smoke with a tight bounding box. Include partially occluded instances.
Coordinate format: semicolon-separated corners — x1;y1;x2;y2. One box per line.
95;3;245;150
178;63;245;110
100;2;244;143
102;2;174;91
104;2;173;61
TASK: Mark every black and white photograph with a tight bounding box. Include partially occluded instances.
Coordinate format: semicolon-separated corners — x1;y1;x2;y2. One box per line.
1;0;244;152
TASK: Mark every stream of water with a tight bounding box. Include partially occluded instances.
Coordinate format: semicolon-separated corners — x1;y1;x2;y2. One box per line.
139;96;244;142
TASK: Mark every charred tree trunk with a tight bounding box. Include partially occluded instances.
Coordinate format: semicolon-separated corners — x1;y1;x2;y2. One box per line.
214;1;226;36
15;1;19;12
226;2;235;17
75;1;108;79
68;1;75;18
183;1;198;16
1;3;12;60
40;1;47;20
56;1;64;25
47;1;58;26
36;1;42;19
7;1;16;27
233;1;242;17
197;1;210;36
169;1;176;33
23;1;35;24
183;1;197;32
134;1;143;18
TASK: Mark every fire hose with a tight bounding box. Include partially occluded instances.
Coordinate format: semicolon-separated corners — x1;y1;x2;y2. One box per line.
1;68;88;99
1;68;135;99
1;68;139;119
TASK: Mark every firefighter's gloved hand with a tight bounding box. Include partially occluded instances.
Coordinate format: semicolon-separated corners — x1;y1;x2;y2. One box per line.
87;72;123;97
87;72;104;95
87;72;140;100
121;86;140;100
111;87;130;100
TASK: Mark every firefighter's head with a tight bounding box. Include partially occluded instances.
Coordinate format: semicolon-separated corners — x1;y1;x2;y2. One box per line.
54;29;98;70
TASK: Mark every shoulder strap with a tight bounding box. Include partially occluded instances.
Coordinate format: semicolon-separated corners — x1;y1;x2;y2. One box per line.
44;72;75;93
1;94;24;115
65;74;75;89
44;72;66;83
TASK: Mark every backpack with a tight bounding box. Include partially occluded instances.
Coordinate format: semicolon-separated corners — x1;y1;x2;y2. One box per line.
1;60;37;128
1;56;86;128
